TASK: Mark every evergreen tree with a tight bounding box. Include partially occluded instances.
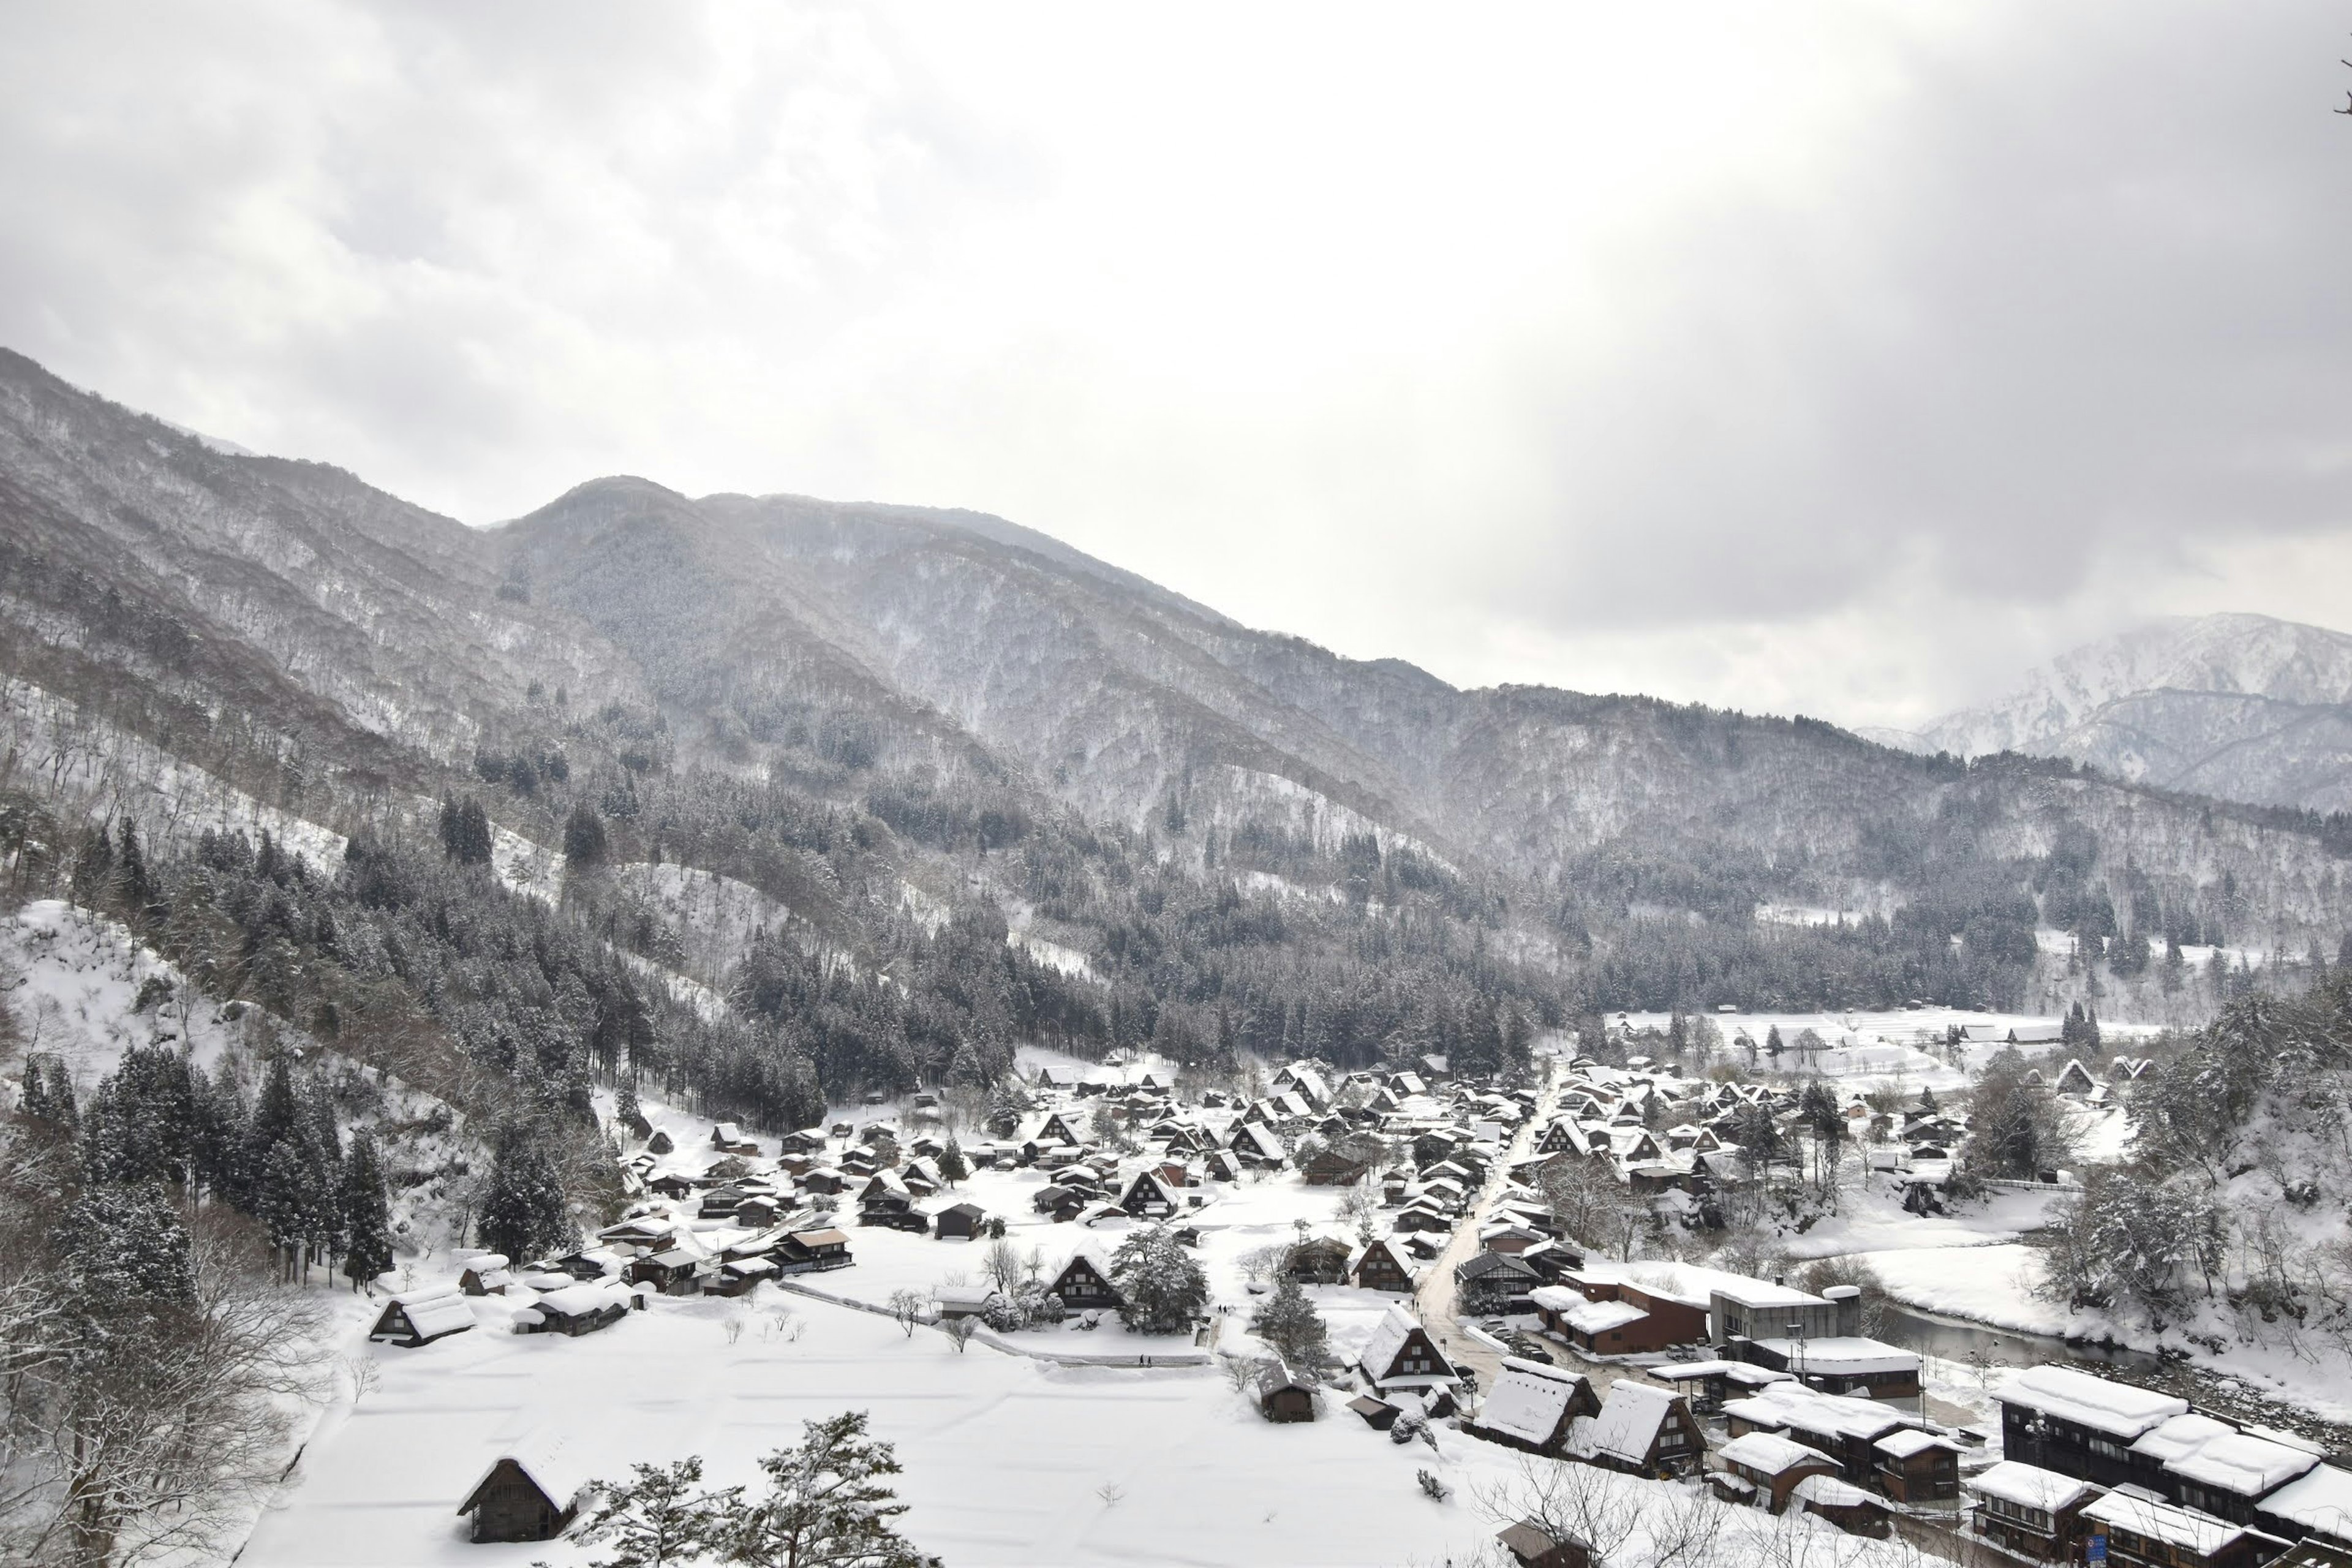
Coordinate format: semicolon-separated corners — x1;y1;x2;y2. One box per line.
1109;1224;1208;1335
255;1139;313;1281
936;1135;968;1187
69;821;114;905
59;1182;197;1307
1246;1273;1331;1371
734;1412;938;1568
340;1129;394;1289
116;818;150;913
438;795;494;865
479;1125;575;1264
564;803;610;869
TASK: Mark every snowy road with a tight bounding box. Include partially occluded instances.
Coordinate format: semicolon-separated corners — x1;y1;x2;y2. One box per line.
1412;1058;1564;1389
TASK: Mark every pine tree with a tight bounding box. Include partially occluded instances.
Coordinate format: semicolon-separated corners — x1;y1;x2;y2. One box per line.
564;803;609;868
439;796;494;865
937;1136;968;1187
1109;1224;1208;1335
734;1412;938;1568
116;818;150;913
69;821;114;905
254;1139;312;1283
1246;1273;1331;1371
480;1125;575;1264
340;1129;394;1289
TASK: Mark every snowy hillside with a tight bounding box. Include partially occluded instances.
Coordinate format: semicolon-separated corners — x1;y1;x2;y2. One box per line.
1868;612;2352;811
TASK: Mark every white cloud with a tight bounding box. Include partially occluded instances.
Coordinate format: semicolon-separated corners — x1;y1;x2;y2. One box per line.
3;0;2346;729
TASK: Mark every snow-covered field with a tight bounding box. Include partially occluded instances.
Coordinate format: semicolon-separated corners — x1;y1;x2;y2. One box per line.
243;1276;1935;1568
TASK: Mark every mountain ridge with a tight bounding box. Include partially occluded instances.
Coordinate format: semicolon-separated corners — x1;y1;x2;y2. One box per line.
1866;612;2352;813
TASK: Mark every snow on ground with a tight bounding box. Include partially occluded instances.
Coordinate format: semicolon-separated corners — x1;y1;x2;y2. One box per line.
601;861;791;986
1779;1177;2066;1262
243;1280;1923;1568
1012;930;1098;982
0;897;246;1092
1855;1245;2067;1336
2;676;348;869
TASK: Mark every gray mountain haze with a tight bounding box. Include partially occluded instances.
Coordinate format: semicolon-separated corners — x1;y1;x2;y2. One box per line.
5;345;2350;1036
1863;613;2352;814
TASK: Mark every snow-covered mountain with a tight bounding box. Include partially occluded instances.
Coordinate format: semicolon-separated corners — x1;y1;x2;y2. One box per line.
1863;614;2352;813
6;342;2352;1000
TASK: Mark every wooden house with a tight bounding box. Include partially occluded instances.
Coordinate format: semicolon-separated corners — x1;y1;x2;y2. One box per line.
934;1283;1002;1321
775;1229;852;1272
1494;1520;1591;1568
800;1167;849;1196
1118;1169;1182;1219
1048;1246;1123;1311
1455;1250;1540;1314
2081;1489;2290;1568
933;1202;988;1240
1792;1476;1892;1537
624;1249;704;1295
646;1172;696;1201
1463;1359;1598;1456
1301;1148;1371;1186
644;1127;676;1155
521;1283;631;1336
1283;1235;1351;1284
1584;1381;1702;1477
456;1433;584;1543
710;1121;761;1156
1998;1365;2190;1489
857;1171;924;1231
1349;1238;1417;1294
776;1129;827;1156
1968;1460;2105;1561
370;1285;476;1347
2256;1463;2352;1550
704;1257;778;1297
1357;1304;1460;1393
1873;1427;1961;1502
1715;1431;1842;1513
1256;1360;1317;1423
1230;1123;1286;1169
459;1254;512;1295
736;1194;783;1230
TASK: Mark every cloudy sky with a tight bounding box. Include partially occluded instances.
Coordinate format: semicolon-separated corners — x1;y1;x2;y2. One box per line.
4;2;2348;727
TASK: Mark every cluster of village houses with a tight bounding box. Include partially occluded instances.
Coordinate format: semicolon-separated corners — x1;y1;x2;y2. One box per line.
379;1046;2341;1568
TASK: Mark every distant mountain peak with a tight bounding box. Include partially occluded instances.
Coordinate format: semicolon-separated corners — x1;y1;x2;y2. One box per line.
1876;612;2352;811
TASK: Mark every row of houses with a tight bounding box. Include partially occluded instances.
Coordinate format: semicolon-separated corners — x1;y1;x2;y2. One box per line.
1975;1364;2352;1568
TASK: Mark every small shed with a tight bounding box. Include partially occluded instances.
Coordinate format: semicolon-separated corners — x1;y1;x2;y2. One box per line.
458;1254;512;1295
1256;1360;1317;1423
521;1282;630;1337
935;1283;1003;1321
370;1285;476;1348
456;1430;586;1543
933;1202;988;1240
1348;1393;1401;1431
1792;1475;1892;1537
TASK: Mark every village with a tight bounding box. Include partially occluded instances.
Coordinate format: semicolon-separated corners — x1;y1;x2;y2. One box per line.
265;1019;2352;1568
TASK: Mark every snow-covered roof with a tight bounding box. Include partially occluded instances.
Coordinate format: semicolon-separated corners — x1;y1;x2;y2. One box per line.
460;1427;589;1517
2082;1490;2258;1555
1586;1382;1678;1463
1477;1360;1590;1447
1874;1427;1958;1459
1744;1336;1918;1375
1717;1431;1832;1477
2133;1415;2319;1498
1792;1475;1878;1509
2253;1462;2352;1538
1725;1381;1914;1442
1710;1278;1828;1310
392;1286;477;1339
538;1281;628;1316
1647;1359;1790;1387
1967;1459;2100;1513
1534;1290;1647;1336
1359;1305;1453;1385
2000;1365;2189;1438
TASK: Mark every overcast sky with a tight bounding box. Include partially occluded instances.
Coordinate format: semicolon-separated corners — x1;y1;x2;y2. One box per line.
4;2;2348;727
